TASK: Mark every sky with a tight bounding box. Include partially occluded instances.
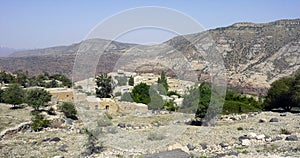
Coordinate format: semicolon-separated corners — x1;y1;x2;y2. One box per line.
0;0;299;49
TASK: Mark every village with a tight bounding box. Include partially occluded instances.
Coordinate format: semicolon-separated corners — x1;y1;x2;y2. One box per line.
0;70;299;158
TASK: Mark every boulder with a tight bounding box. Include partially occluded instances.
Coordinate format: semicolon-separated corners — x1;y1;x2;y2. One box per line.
247;132;257;139
117;123;126;128
241;139;251;146
280;113;287;117
49;137;61;142
219;142;229;148
269;118;279;122
186;144;195;151
238;135;249;140
59;144;68;152
65;118;73;125
256;134;265;140
259;119;266;123
144;149;189;158
271;136;283;142
285;135;298;141
200;143;208;150
265;136;272;142
42;138;51;142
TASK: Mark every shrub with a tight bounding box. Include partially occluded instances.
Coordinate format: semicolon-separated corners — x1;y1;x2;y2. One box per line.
31;114;50;131
280;128;291;135
163;100;179;111
222;100;261;114
60;102;77;119
128;75;134;86
147;132;166;141
131;83;150;104
237;127;243;131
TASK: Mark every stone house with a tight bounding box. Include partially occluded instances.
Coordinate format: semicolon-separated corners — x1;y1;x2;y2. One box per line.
46;88;74;103
86;96;120;112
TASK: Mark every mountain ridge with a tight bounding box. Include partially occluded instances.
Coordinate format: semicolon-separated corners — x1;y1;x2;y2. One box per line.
1;19;300;95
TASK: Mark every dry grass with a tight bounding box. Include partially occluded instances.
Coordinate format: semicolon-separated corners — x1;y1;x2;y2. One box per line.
0;103;32;132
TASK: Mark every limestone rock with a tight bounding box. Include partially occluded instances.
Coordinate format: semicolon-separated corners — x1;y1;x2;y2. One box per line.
241;139;251;146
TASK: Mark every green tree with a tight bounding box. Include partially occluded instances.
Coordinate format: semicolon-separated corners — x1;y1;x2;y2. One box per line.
2;84;24;108
157;71;168;93
60;102;77;119
0;71;15;84
264;73;300;111
290;73;300;107
0;89;4;103
131;83;150;104
14;70;29;87
95;73;113;98
49;79;58;88
30;114;50;131
50;74;72;88
128;75;134;86
26;88;51;111
195;82;212;118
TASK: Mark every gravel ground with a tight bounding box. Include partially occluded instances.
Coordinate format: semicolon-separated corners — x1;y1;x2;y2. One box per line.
1;102;299;158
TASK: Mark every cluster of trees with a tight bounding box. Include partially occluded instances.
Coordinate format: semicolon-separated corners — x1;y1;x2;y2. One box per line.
120;71;179;111
0;71;72;88
263;72;300;111
0;83;52;110
182;82;262;119
182;72;300;121
96;71;300;118
1;83;78;131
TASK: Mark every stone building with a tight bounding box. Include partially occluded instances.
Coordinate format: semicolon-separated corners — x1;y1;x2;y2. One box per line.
46;88;74;103
86;96;120;112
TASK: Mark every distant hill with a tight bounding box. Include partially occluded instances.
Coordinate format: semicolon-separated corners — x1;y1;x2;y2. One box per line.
1;19;300;95
0;47;20;57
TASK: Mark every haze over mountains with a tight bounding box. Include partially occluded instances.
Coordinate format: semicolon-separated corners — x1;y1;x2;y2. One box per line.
0;47;21;57
1;19;300;95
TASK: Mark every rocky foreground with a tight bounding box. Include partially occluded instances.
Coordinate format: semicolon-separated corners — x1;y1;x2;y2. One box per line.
0;103;299;158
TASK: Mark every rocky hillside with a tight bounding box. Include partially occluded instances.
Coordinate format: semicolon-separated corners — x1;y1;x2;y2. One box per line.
1;19;300;95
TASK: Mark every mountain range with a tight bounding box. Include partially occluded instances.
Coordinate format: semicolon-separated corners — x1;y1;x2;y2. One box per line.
0;47;21;57
1;19;300;95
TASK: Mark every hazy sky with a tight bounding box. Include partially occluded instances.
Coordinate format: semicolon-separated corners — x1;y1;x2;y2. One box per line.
0;0;299;49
